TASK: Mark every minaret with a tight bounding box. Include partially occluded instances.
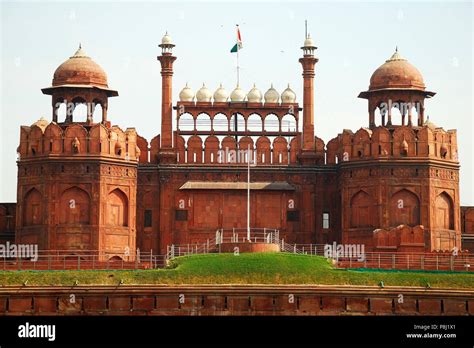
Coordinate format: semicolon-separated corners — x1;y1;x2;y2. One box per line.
299;33;319;164
157;32;177;163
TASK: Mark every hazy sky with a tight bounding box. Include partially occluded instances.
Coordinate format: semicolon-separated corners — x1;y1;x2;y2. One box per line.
1;1;473;204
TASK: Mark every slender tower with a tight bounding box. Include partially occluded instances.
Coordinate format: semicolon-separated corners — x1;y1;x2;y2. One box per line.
298;33;319;164
157;32;177;163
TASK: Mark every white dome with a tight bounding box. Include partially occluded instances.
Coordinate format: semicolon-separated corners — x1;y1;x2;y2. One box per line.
196;83;212;102
230;85;246;102
161;32;173;45
281;84;296;103
213;83;229;102
264;84;280;104
247;84;262;103
179;83;194;102
304;34;315;47
31;117;50;131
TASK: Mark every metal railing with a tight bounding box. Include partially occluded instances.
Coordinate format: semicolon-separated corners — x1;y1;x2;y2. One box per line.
216;228;279;244
1;250;166;271
167;228;281;259
335;251;473;272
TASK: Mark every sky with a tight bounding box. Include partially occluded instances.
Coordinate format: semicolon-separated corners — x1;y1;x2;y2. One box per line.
1;1;473;204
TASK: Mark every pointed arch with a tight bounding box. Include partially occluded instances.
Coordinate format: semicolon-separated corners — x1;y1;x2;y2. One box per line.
390;189;420;227
350;190;374;228
59;187;91;224
23;188;42;226
107;189;129;226
435;192;454;230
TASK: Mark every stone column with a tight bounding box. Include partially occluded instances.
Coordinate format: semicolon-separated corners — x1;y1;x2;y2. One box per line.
299;54;318;151
158;53;177;149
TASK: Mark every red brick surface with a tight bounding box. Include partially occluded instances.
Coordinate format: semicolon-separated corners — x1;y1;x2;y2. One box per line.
34;297;57;313
370;298;393;314
418;299;442;315
346;297;369;312
9;297;33;312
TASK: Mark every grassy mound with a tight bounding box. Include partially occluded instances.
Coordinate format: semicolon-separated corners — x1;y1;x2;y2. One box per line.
0;253;473;288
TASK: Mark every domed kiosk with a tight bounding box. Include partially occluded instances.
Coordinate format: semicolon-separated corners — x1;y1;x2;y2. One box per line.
358;48;435;128
42;44;118;124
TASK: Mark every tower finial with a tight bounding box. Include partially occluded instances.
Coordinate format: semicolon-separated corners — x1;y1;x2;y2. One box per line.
79;42;82;49
395;45;398;52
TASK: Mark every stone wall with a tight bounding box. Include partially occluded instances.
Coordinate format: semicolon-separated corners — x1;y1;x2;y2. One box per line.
1;285;472;316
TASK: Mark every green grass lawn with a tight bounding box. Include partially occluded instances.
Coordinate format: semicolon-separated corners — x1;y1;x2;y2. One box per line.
0;253;473;288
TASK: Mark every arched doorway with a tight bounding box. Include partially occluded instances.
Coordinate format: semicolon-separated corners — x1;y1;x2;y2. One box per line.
107;189;128;226
434;192;454;230
389;189;420;227
350;190;374;227
23;188;42;226
59;187;91;224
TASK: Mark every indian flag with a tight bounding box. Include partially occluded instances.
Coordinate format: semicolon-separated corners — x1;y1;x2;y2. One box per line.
230;25;243;53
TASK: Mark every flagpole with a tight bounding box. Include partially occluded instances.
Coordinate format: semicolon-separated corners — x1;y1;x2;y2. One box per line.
237;48;240;86
236;24;240;86
247;144;250;241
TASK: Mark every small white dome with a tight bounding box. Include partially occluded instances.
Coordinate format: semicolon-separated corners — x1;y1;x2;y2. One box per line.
31;117;50;131
196;83;212;102
213;83;229;102
304;34;315;47
230;85;246;102
179;83;194;102
161;32;173;45
281;84;296;103
247;84;262;103
264;84;280;104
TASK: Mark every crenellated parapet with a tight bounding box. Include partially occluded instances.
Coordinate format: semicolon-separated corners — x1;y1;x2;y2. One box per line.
326;124;458;165
18;119;141;163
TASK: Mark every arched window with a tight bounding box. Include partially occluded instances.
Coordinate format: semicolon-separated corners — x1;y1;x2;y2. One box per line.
59;187;90;224
72;97;88;122
247;113;263;132
350;191;373;228
23;188;42;226
389;189;420;227
281;114;297;133
178;112;194;131
55;99;68;122
229;113;245;132
107;189;128;226
213;113;228;132
92;102;103;122
264;114;279;132
196;113;211;131
434;192;454;230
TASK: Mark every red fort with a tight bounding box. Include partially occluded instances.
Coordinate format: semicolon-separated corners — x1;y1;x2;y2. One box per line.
4;33;473;258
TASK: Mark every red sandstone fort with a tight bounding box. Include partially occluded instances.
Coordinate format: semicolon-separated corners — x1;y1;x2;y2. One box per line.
1;32;473;257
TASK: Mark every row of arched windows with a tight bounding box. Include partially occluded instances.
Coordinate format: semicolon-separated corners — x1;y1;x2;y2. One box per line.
22;187;128;227
350;189;454;230
177;113;298;133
